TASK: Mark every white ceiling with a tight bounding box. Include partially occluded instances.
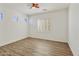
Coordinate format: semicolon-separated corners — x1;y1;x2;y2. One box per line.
0;3;69;15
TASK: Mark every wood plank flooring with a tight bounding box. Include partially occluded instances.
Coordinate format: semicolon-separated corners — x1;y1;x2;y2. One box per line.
0;37;73;56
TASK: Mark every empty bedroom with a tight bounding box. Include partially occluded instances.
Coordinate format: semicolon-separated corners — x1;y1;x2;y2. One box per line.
0;3;79;56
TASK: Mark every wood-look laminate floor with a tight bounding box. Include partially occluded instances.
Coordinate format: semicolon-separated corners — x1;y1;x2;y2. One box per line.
0;37;73;56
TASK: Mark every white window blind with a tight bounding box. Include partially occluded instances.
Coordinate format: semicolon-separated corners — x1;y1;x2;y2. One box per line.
37;19;51;32
29;17;51;32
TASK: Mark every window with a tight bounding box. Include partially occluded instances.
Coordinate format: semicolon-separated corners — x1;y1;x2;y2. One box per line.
37;19;51;32
29;17;51;32
0;12;3;21
12;16;19;22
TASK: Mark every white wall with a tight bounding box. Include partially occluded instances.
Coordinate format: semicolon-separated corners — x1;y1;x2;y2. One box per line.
68;4;79;55
29;9;68;42
0;5;28;46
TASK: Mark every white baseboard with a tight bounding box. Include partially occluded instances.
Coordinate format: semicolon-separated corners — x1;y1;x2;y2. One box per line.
0;36;28;47
0;35;67;47
29;35;67;43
